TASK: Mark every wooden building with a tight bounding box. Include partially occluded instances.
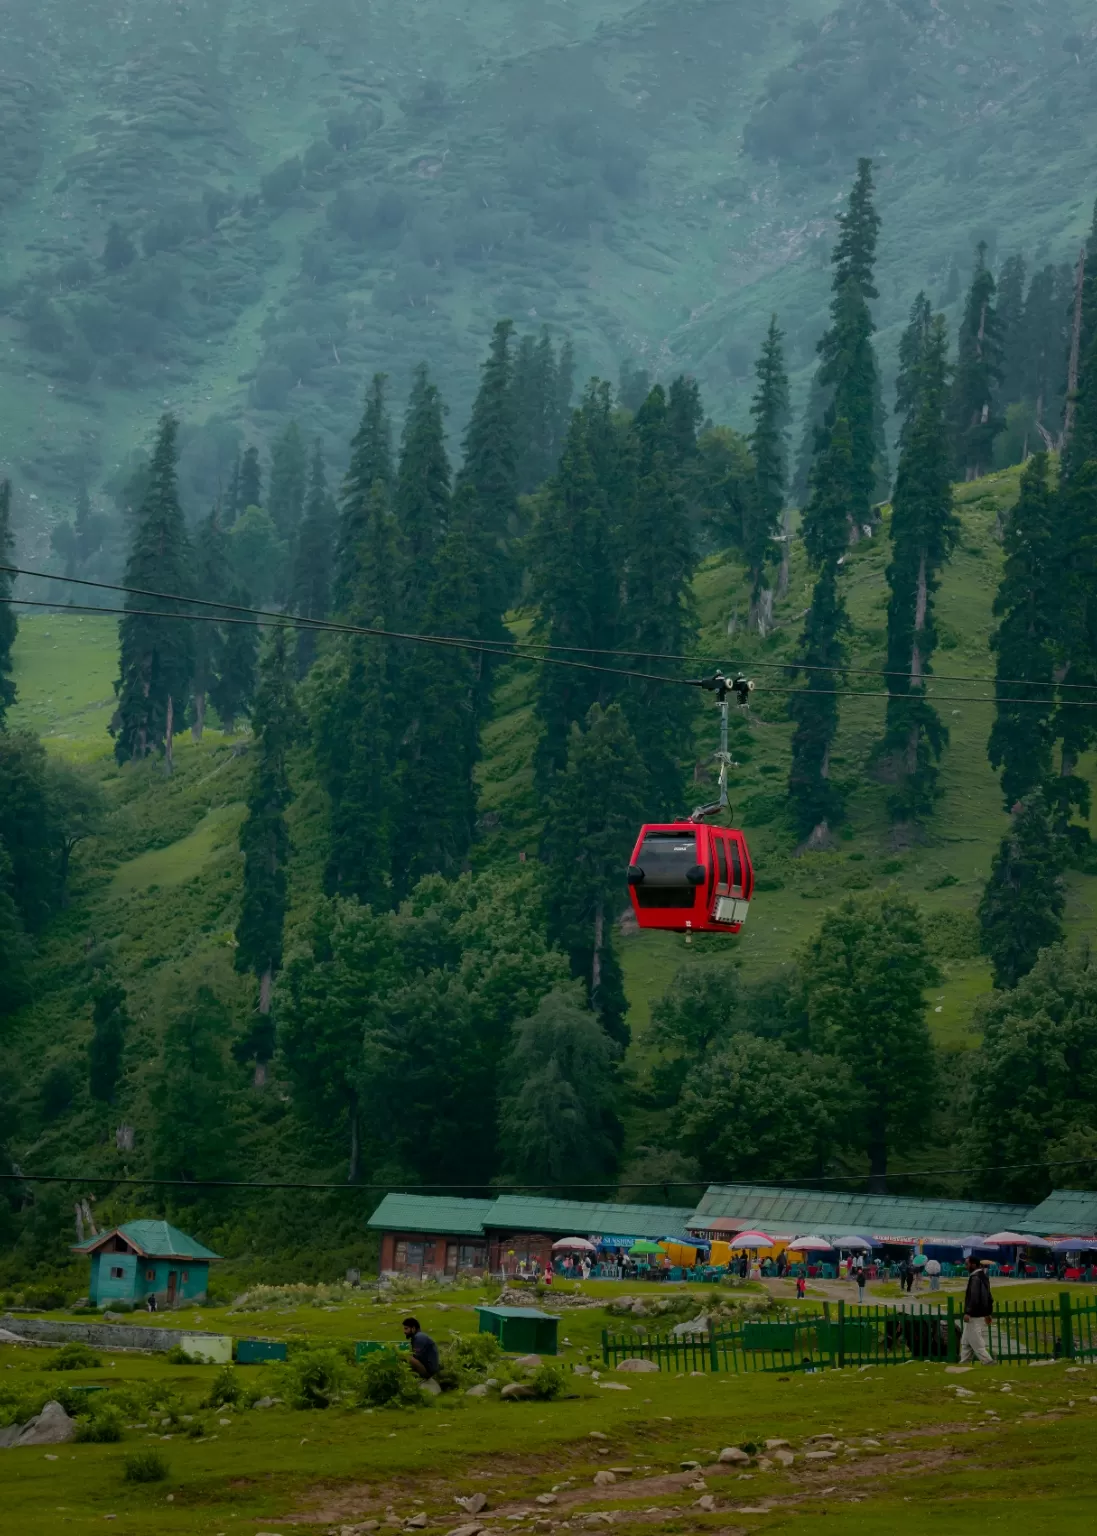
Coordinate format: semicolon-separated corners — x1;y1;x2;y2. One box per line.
369;1194;494;1277
74;1219;220;1308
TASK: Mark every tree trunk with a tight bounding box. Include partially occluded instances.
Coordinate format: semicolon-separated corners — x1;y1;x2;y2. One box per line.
164;693;175;776
1062;243;1087;457
347;1091;360;1182
191;688;206;744
750;587;774;637
253;1061;267;1088
777;509;792;599
259;966;273;1015
906;550;928;773
591;899;604;1000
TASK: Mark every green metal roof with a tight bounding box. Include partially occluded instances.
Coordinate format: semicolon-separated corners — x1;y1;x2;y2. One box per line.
1025;1190;1097;1236
73;1220;220;1261
367;1194;495;1237
483;1196;694;1238
475;1307;558;1320
690;1185;1032;1238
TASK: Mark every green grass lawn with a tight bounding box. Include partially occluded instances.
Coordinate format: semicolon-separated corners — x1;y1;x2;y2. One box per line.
108;805;245;897
6;1277;1097;1533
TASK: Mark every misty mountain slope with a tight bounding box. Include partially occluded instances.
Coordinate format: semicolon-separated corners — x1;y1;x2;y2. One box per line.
1;0;1095;530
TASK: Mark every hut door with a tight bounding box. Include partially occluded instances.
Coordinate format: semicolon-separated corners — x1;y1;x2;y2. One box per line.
167;1271;178;1304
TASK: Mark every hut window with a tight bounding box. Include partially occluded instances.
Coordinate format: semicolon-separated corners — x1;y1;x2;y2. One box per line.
146;1269;155;1281
181;1271;188;1281
110;1266;124;1279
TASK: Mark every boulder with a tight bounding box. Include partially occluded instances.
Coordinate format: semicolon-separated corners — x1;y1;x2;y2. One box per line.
694;1496;715;1512
764;1440;790;1451
616;1359;659;1374
513;1355;542;1370
102;1311;125;1323
15;1402;76;1447
455;1495;488;1515
0;1424;21;1449
254;1397;275;1409
717;1447;750;1466
589;1430;608;1439
803;1450;836;1462
535;1494;557;1506
772;1450;795;1468
465;1385;489;1398
405;1515;429;1529
596;1383;630;1391
420;1378;442;1396
592;1470;616;1487
573;1364;592;1375
671;1315;709;1336
500;1383;536;1401
680;1461;701;1472
446;1525;485;1536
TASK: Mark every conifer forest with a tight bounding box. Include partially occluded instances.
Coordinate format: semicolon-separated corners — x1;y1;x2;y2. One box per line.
5;0;1097;1283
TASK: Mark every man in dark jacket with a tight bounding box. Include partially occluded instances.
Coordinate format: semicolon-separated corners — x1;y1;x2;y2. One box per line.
960;1257;995;1364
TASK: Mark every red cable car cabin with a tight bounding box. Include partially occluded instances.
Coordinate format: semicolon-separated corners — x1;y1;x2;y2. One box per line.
627;823;754;934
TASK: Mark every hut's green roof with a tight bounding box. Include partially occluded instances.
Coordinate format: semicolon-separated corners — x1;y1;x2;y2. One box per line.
367;1194;495;1237
482;1196;693;1239
1025;1190;1097;1236
73;1220;220;1260
690;1185;1032;1238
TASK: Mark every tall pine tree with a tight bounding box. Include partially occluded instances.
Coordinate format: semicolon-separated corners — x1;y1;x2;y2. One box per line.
111;416;194;770
290;440;338;677
542;704;647;1047
744;316;790;628
267;421;308;562
316;481;399;908
949;243;1004;479
996;254;1029;409
987;453;1058;810
190;506;229;741
209;590;258;732
333;374;393;615
238;445;262;515
0;480;16;729
458;319;519;611
979;795;1065;990
879;311;959;820
234;626;299;1085
530;386;625;792
1061;199;1097;483
618;386;697;817
394;363;451;629
788;419;854;841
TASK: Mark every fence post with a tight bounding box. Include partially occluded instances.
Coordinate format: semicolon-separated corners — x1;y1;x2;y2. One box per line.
709;1322;719;1374
837;1300;846;1370
601;1328;609;1366
946;1297;958;1363
822;1302;834;1369
1060;1292;1076;1360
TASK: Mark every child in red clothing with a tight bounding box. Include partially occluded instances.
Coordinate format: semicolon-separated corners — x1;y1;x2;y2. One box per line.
796;1274;806;1299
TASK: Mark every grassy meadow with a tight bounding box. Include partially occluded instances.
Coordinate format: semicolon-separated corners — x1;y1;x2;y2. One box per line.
6;1277;1097;1533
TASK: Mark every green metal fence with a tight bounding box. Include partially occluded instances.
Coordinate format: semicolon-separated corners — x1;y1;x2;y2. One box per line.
602;1293;1097;1374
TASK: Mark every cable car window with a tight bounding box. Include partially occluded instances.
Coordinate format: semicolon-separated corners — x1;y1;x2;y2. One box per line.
715;838;728;890
633;832;699;908
730;839;742;891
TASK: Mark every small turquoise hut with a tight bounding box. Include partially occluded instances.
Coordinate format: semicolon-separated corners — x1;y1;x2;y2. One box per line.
74;1220;220;1308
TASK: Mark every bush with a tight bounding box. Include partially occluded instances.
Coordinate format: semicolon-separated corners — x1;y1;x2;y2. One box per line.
284;1348;349;1409
164;1345;201;1365
449;1332;501;1374
74;1406;124;1443
44;1343;102;1371
203;1365;242;1409
123;1450;169;1483
529;1364;566;1401
356;1350;423;1409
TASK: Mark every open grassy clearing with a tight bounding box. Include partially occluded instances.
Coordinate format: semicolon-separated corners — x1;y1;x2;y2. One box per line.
6;1277;1097;1533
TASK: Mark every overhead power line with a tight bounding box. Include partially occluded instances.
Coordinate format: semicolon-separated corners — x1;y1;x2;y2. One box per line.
6;561;1097;696
3;1153;1096;1192
2;564;1090;709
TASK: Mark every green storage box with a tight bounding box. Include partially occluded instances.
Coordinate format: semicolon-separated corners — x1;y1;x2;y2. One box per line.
475;1306;558;1356
235;1338;287;1364
355;1341;389;1362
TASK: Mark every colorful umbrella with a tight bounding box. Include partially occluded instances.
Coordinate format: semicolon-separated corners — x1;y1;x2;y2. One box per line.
985;1231;1036;1246
787;1235;834;1253
628;1240;666;1256
551;1236;597;1252
728;1230;775;1249
831;1235;875;1251
1017;1234;1052;1249
1052;1238;1097;1253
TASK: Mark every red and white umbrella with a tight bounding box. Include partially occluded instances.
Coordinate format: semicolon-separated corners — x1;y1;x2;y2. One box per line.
787;1235;834;1253
728;1230;775;1249
984;1231;1037;1246
551;1236;597;1252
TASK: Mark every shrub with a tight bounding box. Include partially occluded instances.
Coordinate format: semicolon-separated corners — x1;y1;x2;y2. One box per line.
164;1346;201;1365
203;1366;242;1409
123;1450;169;1483
449;1332;501;1374
356;1350;422;1408
529;1364;566;1401
74;1406;124;1443
284;1348;349;1409
44;1343;101;1371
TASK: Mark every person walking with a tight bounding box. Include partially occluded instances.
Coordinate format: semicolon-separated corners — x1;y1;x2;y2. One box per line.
855;1259;867;1305
960;1258;995;1365
796;1273;807;1300
925;1257;942;1293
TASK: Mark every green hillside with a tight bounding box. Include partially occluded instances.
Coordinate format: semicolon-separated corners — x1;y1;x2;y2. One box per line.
3;0;1097;523
5;457;1097;1257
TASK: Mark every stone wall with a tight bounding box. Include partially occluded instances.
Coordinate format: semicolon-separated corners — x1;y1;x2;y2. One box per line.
1;1315;229;1359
